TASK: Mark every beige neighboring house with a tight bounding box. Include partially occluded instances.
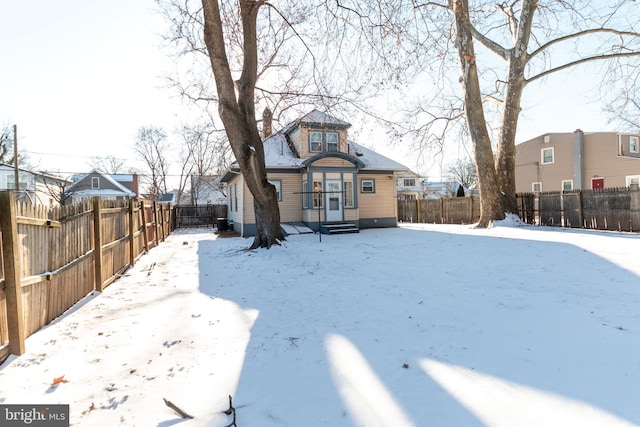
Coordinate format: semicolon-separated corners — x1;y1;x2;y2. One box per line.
397;171;425;200
515;129;640;193
0;163;72;206
221;109;409;236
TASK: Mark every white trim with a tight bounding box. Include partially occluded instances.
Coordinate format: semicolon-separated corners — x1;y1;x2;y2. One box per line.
541;147;554;165
532;182;542;193
630;136;639;153
561;180;573;191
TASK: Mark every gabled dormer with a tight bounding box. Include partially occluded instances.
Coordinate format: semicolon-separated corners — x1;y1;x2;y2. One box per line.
284;110;351;159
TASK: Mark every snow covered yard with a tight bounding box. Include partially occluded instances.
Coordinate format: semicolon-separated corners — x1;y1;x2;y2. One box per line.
1;221;639;427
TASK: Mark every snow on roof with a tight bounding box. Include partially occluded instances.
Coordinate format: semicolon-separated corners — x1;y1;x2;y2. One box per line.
295;109;351;128
347;142;408;170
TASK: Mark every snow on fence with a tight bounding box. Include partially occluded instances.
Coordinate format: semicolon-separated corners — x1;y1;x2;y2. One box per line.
517;185;640;232
0;193;174;362
397;197;481;225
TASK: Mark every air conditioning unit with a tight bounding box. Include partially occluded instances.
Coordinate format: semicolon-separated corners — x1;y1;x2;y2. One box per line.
543;135;550;143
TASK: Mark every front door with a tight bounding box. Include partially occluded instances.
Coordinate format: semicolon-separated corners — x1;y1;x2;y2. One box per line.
325;180;343;222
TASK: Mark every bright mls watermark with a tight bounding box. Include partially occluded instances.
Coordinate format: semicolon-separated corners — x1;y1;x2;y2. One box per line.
0;405;69;426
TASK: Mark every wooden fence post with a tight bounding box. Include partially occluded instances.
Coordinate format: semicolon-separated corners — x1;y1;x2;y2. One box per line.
416;199;420;223
128;199;135;266
93;197;104;292
0;191;26;355
140;201;149;253
154;202;160;245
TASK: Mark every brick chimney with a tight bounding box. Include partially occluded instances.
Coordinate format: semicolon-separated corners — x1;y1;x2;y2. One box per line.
262;106;273;138
132;173;139;198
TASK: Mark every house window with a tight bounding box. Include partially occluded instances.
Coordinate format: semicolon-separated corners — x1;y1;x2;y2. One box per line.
312;180;323;208
308;131;340;153
562;180;573;191
6;174;28;190
541;147;554;164
344;178;354;207
626;175;640;186
361;179;375;193
630;136;639;154
91;177;100;189
302;180;308;208
268;179;282;202
309;132;323;152
403;178;416;187
532;182;542;193
326;132;339;152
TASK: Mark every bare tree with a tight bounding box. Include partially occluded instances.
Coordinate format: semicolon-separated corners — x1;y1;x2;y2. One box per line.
87;155;128;174
199;0;285;248
0;123;13;163
445;158;478;190
178;119;230;204
134;126;171;196
336;0;640;226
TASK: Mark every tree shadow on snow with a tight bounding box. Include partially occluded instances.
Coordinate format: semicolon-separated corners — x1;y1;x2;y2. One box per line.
196;228;640;427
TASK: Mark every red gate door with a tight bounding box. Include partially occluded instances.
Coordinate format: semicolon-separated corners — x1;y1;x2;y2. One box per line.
592;178;604;189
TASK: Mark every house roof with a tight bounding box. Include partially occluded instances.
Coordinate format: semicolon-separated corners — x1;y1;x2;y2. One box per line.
0;163;72;184
222;111;408;181
67;169;136;197
290;109;352;129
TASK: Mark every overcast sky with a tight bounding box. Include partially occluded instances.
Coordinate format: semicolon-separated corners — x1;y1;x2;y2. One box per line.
0;1;615;178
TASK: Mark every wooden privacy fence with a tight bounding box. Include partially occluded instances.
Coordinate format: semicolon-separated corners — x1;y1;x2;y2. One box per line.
174;204;228;228
0;193;173;362
517;186;640;231
398;197;481;225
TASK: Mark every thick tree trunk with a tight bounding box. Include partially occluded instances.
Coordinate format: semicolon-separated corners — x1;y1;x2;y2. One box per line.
495;62;525;214
453;0;504;227
495;0;538;215
202;0;284;248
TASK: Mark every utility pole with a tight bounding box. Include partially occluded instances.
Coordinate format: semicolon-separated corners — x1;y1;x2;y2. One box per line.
13;124;18;191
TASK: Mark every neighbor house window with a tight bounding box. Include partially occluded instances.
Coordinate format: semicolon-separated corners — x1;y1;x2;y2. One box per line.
344;177;354;207
361;179;375;193
309;131;323;152
403;178;416;187
532;182;542;192
541;147;554;164
91;177;100;189
630;136;639;153
626;175;640;186
268;179;282;202
562;180;573;191
313;180;323;208
302;180;308;208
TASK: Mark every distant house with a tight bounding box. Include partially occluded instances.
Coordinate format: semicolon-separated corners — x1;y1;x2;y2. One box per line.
516;130;640;193
221;109;410;236
64;170;139;205
191;175;227;205
397;171;425;200
422;181;466;199
0;163;72;206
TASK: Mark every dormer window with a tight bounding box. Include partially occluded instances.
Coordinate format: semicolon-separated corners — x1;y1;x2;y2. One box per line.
308;131;340;153
310;132;323;152
326;132;339;152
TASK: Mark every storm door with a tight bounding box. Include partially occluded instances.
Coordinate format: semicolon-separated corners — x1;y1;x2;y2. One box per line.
325;180;343;222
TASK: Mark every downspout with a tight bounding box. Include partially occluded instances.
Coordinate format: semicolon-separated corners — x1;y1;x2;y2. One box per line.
573;129;584;190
